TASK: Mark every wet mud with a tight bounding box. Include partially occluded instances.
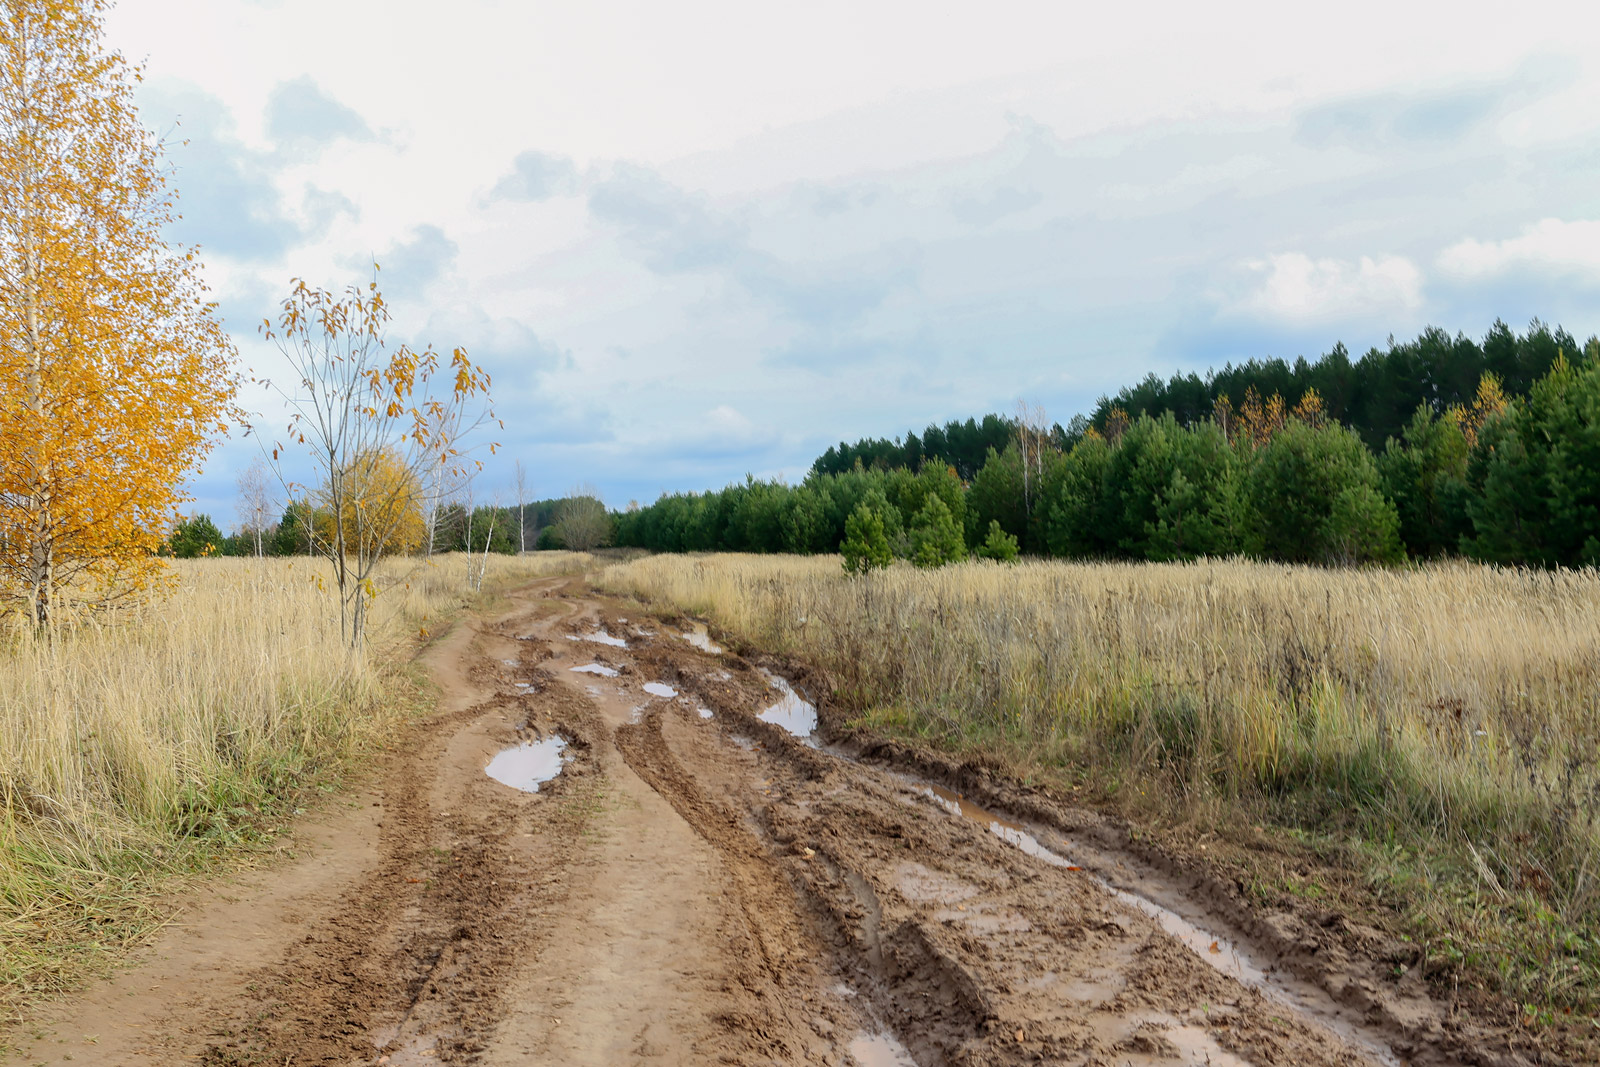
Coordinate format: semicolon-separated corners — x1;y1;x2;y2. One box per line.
5;577;1558;1066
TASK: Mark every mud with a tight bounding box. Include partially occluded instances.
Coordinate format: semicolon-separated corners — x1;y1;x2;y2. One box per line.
3;577;1553;1066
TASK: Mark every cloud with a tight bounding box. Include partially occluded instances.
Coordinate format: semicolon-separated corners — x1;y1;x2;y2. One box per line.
303;185;359;230
951;185;1043;227
587;163;918;329
353;224;459;301
423;308;572;382
266;76;374;153
1235;253;1424;322
667;404;780;461
489;150;581;202
1292;61;1579;152
588;163;749;272
1437;218;1600;282
140;80;300;262
1295;82;1509;149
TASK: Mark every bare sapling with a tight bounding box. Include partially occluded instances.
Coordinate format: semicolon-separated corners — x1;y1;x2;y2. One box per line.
236;457;274;557
255;271;498;651
515;459;528;554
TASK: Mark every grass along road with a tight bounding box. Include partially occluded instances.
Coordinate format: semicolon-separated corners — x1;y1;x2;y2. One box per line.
0;552;592;1034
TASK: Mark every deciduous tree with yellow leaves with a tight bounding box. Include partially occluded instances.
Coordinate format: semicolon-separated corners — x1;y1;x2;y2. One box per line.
0;0;237;625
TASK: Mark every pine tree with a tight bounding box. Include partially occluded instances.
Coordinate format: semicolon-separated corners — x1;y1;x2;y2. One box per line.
975;519;1019;562
840;503;892;575
909;494;965;568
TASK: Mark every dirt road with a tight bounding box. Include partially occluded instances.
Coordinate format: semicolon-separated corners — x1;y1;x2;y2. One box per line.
7;578;1503;1066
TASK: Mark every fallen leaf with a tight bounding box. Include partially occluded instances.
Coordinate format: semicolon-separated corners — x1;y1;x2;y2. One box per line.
1208;940;1221;953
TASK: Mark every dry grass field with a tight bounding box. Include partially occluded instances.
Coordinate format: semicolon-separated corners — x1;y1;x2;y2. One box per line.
0;551;590;1023
600;552;1600;1014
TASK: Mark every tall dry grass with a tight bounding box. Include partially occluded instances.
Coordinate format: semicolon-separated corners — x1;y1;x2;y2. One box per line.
0;551;587;1017
600;553;1600;1006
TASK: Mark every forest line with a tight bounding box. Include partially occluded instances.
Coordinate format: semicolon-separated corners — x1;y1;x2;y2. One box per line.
613;320;1600;569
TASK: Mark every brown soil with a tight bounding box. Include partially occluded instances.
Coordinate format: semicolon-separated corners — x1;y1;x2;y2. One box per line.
1;577;1550;1066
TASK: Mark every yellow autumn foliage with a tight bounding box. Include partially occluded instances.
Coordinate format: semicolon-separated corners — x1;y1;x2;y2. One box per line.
0;0;238;624
315;446;426;557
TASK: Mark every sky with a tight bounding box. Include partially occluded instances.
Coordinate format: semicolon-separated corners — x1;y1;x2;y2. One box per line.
103;0;1600;522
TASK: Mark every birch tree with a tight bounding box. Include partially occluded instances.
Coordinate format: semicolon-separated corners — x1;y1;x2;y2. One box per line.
236;457;273;557
0;0;238;624
258;274;495;649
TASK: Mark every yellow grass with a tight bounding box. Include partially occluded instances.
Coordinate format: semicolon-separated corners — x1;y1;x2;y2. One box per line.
599;553;1600;1007
0;551;587;1020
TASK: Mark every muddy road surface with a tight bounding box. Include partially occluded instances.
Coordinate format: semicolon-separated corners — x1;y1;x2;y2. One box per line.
9;578;1505;1066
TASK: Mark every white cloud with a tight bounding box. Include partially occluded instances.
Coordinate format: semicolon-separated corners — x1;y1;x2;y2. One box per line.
1437;218;1600;280
1237;253;1423;322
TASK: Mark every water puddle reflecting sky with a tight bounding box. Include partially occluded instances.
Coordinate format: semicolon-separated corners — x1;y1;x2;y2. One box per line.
570;663;619;677
680;622;723;654
566;628;628;648
485;737;568;792
757;672;818;743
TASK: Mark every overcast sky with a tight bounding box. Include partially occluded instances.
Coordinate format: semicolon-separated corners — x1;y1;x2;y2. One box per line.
106;0;1600;521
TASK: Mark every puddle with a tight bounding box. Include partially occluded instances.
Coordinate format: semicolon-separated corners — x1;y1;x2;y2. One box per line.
848;1031;918;1067
567;628;628;648
642;681;678;698
697;706;714;720
920;786;1073;868
757;672;818;743
681;622;723;654
570;663;619;677
485;736;568;792
906;779;1401;1067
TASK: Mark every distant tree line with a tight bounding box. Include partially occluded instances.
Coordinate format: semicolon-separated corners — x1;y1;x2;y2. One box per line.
811;413;1046;481
180;495;608;559
614;321;1600;570
1088;319;1582;449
